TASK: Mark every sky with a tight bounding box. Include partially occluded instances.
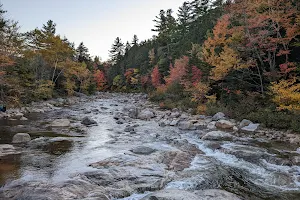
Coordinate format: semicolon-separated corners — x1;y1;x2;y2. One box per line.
1;0;186;61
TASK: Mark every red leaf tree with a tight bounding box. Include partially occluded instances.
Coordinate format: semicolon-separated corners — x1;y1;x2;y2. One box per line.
165;56;189;86
94;69;107;91
191;66;202;85
151;65;161;88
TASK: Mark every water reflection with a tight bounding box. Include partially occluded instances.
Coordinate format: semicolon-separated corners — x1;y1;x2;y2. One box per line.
0;154;21;186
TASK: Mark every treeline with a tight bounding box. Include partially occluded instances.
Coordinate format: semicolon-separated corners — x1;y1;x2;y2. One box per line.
104;0;300;131
0;4;105;106
1;1;300;131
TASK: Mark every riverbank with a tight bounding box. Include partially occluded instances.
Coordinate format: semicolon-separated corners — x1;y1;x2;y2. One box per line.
0;92;300;199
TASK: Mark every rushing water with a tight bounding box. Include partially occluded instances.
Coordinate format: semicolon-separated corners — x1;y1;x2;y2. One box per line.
0;97;119;186
1;94;300;200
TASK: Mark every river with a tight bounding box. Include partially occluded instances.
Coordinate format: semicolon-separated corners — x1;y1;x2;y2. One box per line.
0;93;299;200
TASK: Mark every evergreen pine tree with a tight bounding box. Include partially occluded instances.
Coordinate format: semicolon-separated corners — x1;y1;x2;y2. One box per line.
131;35;139;46
177;2;193;35
42;20;56;36
109;37;124;63
76;42;90;63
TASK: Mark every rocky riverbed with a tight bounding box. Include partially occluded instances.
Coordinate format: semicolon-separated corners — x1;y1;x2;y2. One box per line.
0;92;300;200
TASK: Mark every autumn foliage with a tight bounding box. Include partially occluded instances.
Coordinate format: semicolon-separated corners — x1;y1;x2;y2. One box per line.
94;69;107;91
191;66;202;85
151;65;161;88
165;56;189;85
270;78;300;112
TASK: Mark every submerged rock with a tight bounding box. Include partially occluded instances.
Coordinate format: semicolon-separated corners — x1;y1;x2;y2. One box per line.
12;133;31;143
81;117;97;126
202;131;233;141
51;119;71;127
130;146;156;155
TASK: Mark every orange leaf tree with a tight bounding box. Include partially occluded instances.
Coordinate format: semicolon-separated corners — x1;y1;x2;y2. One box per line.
203;0;300;94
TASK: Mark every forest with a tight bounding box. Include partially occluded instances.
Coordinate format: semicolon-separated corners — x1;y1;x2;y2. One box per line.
1;0;300;131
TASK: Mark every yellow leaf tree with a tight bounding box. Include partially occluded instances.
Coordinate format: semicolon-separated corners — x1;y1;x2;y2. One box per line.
270;78;300;112
202;14;247;81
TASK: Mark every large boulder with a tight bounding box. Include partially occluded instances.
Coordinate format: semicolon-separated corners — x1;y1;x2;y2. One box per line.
51;119;70;127
241;123;260;132
12;133;31;143
216;120;235;130
138;109;155;120
81;117;98;126
178;121;195;130
212;112;225;121
202;131;233;141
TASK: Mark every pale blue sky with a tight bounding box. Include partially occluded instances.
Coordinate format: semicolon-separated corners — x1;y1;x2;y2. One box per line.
1;0;185;60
